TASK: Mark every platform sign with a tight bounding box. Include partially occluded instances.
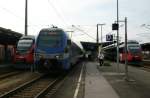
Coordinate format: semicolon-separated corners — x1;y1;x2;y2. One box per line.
112;23;119;30
106;34;113;41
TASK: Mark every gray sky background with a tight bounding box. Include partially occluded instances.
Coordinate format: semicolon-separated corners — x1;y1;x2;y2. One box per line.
0;0;150;43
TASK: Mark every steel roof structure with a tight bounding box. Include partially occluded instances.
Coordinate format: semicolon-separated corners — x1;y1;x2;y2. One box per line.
0;27;22;45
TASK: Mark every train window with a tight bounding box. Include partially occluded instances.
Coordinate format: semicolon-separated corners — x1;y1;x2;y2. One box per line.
38;31;62;48
17;39;33;51
128;46;141;54
128;46;140;49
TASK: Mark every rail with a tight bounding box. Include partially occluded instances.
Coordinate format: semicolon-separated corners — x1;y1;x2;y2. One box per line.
0;74;45;98
0;71;22;80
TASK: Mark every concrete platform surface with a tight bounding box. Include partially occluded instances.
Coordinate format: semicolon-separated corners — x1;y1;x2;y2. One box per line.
85;62;119;98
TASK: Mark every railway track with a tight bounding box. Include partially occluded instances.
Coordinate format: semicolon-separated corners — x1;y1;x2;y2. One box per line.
142;65;150;72
0;62;83;98
0;71;22;80
143;64;150;69
0;73;66;98
141;60;150;71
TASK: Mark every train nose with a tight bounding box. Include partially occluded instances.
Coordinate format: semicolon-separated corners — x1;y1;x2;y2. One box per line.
134;56;141;60
133;55;141;61
43;60;51;69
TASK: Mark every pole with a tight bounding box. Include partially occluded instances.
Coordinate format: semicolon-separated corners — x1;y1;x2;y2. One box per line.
96;24;105;53
125;17;128;80
116;0;119;73
97;24;99;44
96;24;99;59
101;25;103;44
65;31;74;39
25;0;28;36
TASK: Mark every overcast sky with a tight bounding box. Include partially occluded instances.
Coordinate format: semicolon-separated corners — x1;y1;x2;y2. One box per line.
0;0;150;43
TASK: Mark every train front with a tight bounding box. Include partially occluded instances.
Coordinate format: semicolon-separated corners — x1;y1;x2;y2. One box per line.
127;44;142;63
35;28;70;72
14;36;34;68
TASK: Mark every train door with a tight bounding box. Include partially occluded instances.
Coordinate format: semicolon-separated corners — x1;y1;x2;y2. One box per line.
0;45;5;63
6;45;14;63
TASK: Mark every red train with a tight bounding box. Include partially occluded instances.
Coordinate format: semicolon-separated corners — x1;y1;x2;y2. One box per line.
103;40;142;65
13;35;35;68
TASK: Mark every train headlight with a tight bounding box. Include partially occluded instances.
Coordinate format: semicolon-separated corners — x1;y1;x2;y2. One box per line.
56;55;59;59
39;55;42;58
35;54;43;59
16;50;18;54
55;54;63;59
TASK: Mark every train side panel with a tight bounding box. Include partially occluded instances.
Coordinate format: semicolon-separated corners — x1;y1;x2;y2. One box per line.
103;40;142;65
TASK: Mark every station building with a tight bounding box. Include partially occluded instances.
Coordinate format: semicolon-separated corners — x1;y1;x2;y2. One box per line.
0;27;22;63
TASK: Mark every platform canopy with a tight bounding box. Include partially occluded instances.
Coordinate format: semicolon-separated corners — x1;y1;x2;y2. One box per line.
0;27;22;45
81;41;114;51
141;42;150;51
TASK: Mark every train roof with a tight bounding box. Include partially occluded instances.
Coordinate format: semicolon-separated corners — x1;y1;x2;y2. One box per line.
127;40;139;44
20;35;35;40
40;27;64;32
39;27;70;40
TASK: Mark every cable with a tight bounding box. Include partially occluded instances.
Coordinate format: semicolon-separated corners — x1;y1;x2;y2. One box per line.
0;6;42;30
72;25;96;41
47;0;68;26
0;6;24;21
51;0;72;25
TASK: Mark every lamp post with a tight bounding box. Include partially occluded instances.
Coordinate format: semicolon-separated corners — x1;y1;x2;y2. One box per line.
96;24;105;53
25;0;28;36
116;0;120;73
65;31;74;39
124;17;128;80
115;17;128;80
97;24;105;43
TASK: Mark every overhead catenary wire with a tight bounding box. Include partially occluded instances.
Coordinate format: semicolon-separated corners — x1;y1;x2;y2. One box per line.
50;0;72;26
47;0;68;27
0;5;44;32
0;6;24;22
72;25;96;41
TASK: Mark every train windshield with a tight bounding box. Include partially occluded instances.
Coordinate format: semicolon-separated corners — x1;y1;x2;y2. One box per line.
128;45;141;54
17;39;33;53
37;31;62;48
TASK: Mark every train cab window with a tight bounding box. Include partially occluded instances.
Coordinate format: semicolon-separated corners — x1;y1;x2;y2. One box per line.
17;39;33;53
38;31;62;48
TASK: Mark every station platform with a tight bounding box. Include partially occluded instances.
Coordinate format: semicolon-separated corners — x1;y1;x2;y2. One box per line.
87;61;150;98
84;62;119;98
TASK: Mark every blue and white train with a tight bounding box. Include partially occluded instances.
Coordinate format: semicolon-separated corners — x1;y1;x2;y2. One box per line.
34;27;83;72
